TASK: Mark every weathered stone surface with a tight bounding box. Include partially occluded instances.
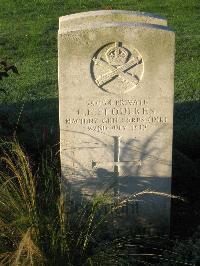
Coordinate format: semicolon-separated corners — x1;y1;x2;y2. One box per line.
59;10;167;32
58;11;175;233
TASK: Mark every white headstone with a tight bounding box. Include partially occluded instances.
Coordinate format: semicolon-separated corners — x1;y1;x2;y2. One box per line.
58;10;175;233
59;10;167;30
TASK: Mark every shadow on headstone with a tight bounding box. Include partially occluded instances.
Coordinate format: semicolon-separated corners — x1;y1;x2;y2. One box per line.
0;98;199;236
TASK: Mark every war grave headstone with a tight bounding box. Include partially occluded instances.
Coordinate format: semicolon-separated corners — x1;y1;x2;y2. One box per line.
58;10;175;233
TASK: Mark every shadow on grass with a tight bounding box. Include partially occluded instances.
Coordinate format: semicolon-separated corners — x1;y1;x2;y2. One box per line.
0;98;199;236
172;101;200;236
0;98;59;152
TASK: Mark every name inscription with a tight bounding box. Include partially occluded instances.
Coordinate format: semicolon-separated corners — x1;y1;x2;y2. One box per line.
65;98;167;132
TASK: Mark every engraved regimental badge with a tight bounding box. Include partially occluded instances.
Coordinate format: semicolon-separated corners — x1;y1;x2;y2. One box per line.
91;42;144;94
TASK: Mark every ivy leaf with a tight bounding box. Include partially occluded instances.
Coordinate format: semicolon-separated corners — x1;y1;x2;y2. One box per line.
0;88;7;94
5;65;19;74
0;72;9;80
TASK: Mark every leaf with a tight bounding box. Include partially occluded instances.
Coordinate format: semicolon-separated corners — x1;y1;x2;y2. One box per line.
5;65;19;74
0;88;7;94
0;72;9;80
12;66;19;74
0;60;7;67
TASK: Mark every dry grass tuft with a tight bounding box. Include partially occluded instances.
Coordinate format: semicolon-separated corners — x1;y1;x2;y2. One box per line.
0;140;45;265
0;139;185;265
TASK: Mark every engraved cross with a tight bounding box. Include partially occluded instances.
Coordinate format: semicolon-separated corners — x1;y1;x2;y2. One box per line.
92;136;142;196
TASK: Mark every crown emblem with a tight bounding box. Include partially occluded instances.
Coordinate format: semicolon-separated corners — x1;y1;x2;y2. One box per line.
105;42;129;66
91;42;144;94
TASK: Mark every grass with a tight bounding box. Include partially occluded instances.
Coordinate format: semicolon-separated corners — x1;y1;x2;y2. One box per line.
0;140;43;265
0;2;199;211
0;1;200;264
0;0;199;155
0;139;183;265
0;0;199;103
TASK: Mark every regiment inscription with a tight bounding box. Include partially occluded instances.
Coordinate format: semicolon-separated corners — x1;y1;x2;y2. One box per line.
65;97;168;133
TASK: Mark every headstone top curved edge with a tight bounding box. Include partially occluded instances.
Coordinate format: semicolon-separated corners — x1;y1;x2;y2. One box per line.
59;10;167;30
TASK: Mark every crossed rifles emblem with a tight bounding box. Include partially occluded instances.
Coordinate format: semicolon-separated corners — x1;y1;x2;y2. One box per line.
93;42;143;87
